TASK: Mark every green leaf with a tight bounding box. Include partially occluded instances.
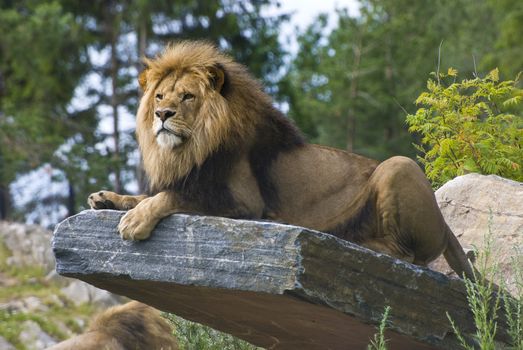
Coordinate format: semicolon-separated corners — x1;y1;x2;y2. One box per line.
463;158;479;173
486;68;499;82
447;67;458;77
502;96;522;108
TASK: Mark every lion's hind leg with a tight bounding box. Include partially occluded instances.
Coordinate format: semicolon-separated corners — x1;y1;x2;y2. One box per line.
88;191;147;210
363;156;448;266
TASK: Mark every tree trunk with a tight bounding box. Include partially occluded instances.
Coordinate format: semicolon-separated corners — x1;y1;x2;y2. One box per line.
136;9;149;194
66;180;76;217
383;10;396;143
0;183;10;220
110;28;122;194
346;36;362;153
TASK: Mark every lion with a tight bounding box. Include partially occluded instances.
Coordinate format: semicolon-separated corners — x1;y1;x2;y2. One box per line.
47;301;179;350
88;41;475;280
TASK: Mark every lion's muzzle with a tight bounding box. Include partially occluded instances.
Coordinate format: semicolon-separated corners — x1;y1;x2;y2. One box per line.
155;108;176;121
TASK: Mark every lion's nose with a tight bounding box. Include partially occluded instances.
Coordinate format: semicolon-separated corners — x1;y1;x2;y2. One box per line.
155;108;176;121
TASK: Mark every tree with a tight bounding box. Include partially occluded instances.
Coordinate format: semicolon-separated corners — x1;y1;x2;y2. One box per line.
484;0;523;78
8;0;289;224
406;69;523;188
0;0;88;219
285;0;499;160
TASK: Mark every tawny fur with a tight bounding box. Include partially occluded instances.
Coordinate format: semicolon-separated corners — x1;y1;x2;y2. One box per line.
88;40;476;280
47;301;179;350
137;41;263;191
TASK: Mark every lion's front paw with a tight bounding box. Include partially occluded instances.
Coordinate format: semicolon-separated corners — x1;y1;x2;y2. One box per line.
118;208;157;241
88;191;117;210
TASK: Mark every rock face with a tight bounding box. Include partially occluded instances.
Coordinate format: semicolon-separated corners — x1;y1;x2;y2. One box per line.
18;320;57;350
431;174;523;295
0;222;55;270
0;220;124;349
53;210;512;350
0;335;16;350
0;220;122;308
60;280;122;307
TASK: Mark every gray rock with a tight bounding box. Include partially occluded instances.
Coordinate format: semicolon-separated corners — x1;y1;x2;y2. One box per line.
46;294;65;308
21;296;48;313
0;336;16;350
18;320;57;350
0;221;54;271
44;270;72;287
431;174;523;295
1;296;48;314
60;279;121;307
53;210;512;350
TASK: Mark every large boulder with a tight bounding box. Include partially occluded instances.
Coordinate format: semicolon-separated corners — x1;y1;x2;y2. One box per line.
0;220;123;308
431;174;523;295
53;210;512;350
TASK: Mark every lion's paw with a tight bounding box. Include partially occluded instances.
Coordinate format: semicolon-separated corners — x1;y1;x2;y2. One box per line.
118;208;156;241
88;191;118;210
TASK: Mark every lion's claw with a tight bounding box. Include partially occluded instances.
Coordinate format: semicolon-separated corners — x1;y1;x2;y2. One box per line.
88;190;120;210
93;200;115;209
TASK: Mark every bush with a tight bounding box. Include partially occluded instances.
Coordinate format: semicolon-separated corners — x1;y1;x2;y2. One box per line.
406;68;523;188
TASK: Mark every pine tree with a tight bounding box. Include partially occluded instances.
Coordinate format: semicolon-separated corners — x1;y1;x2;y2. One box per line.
0;0;88;220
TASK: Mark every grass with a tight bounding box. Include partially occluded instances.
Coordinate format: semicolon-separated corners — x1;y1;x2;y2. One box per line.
447;223;523;350
368;306;391;350
0;289;97;349
165;304;396;350
365;221;522;350
0;310;69;349
164;314;261;350
0;237;98;348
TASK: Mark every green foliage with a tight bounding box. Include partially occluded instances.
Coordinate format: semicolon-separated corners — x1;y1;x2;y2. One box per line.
406;69;523;188
446;223;522;350
284;0;500;160
0;236;98;348
483;0;523;79
448;233;501;349
367;306;391;350
1;0;288;223
502;262;523;349
0;1;88;185
164;314;260;350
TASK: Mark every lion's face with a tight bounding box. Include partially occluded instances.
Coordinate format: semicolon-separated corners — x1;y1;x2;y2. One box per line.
151;73;204;149
136;42;254;189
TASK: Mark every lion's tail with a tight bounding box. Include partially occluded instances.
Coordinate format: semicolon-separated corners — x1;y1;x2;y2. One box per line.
443;224;477;282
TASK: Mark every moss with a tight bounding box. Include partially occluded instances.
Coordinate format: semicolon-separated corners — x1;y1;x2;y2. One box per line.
0;236;98;346
0;274;58;301
46;302;96;335
0;310;68;349
0;300;97;347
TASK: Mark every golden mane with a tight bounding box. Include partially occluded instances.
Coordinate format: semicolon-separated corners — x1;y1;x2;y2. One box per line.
136;41;273;192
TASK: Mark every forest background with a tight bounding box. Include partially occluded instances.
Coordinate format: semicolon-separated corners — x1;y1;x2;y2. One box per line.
1;0;521;227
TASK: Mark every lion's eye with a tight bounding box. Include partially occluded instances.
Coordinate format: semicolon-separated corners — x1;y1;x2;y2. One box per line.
182;93;195;101
155;93;163;100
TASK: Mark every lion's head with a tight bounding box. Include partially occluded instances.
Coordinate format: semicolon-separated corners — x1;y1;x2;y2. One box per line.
136;41;270;192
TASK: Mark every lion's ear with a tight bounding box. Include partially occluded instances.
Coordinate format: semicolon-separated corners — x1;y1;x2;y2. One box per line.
208;64;225;93
138;68;149;91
